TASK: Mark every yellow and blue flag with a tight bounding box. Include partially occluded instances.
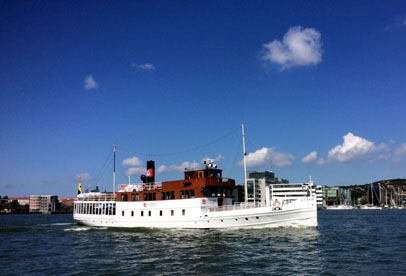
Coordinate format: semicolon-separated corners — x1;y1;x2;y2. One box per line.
78;178;82;194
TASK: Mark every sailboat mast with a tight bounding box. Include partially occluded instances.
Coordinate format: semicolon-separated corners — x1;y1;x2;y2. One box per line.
242;123;248;202
113;145;116;198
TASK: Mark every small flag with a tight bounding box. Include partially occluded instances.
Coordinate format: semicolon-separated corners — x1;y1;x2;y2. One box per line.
78;177;82;194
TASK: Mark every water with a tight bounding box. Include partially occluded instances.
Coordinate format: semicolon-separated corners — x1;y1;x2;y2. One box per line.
1;210;405;275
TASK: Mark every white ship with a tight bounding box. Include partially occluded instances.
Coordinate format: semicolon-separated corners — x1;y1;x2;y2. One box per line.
73;126;317;229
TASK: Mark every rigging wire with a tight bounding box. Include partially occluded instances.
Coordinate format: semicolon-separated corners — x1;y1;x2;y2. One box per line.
93;150;113;188
226;133;243;180
130;127;241;157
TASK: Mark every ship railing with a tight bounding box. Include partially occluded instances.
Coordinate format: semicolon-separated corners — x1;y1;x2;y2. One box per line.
76;194;116;202
202;202;267;212
118;182;162;192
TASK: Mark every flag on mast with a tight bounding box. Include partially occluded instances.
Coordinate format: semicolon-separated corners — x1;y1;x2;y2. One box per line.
78;177;82;194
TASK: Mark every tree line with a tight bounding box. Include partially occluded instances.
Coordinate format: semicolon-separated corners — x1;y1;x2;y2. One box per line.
0;196;29;213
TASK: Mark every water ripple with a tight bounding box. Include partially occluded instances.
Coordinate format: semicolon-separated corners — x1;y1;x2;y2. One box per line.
1;211;406;275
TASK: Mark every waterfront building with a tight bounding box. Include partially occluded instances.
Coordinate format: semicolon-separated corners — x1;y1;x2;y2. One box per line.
29;195;58;213
244;171;319;205
315;185;323;209
323;187;351;206
245;171;288;203
59;198;76;212
59;198;76;207
7;197;30;205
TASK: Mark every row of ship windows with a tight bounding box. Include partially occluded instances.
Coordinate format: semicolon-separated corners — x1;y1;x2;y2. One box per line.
74;203;116;215
122;209;186;217
273;185;304;188
122;190;195;201
74;203;188;217
273;194;311;197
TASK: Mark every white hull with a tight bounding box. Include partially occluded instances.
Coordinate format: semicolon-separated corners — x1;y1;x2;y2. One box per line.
74;197;317;229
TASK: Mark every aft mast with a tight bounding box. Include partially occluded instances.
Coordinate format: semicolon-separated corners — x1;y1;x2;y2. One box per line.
242;123;248;202
113;145;116;198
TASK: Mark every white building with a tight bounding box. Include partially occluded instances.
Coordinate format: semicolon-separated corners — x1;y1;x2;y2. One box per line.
29;195;58;213
315;185;323;208
245;171;321;207
8;197;30;205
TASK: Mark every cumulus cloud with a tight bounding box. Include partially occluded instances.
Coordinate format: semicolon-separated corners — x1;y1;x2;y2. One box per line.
238;147;295;168
132;63;156;71
122;156;143;166
201;154;224;164
157;161;201;174
261;26;322;70
327;133;387;163
302;151;318;164
84;74;98;89
74;173;92;180
125;167;146;176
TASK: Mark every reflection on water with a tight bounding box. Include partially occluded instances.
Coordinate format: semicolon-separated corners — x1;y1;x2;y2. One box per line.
1;211;406;275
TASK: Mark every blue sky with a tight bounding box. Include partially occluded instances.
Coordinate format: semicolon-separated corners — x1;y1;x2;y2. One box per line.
1;0;406;197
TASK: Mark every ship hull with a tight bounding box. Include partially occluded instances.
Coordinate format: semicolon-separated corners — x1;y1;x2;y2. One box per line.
73;197;317;229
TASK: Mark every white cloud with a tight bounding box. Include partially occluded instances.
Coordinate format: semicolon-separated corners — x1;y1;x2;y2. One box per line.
238;147;295;168
392;143;406;163
316;158;326;165
84;74;98;90
394;143;406;156
261;26;322;70
201;154;224;164
327;133;387;163
302;151;318;164
156;165;168;174
125;167;146;176
132;63;156;71
74;173;91;180
385;15;406;31
122;156;143;166
157;161;201;174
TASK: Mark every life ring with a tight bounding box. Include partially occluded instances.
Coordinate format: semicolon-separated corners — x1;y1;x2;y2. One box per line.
153;182;158;189
273;199;280;208
120;184;125;190
142;183;146;189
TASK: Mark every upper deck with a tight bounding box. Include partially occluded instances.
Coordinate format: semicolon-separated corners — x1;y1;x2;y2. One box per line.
116;161;236;202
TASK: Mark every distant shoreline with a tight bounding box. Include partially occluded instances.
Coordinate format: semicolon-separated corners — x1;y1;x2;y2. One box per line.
0;212;73;215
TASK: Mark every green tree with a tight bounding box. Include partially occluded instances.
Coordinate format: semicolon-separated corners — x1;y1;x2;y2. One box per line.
16;204;28;213
10;200;19;210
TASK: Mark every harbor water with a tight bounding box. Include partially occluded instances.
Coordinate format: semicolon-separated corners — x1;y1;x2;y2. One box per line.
1;210;405;275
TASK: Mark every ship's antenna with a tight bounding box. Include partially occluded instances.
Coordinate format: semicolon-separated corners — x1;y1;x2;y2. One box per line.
242;123;248;202
113;145;116;198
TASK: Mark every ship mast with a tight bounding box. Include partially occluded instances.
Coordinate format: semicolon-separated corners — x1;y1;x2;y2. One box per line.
113;145;116;198
242;123;248;202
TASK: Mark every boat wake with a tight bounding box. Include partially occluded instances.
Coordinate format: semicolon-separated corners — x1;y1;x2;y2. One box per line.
64;227;96;232
39;222;74;226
